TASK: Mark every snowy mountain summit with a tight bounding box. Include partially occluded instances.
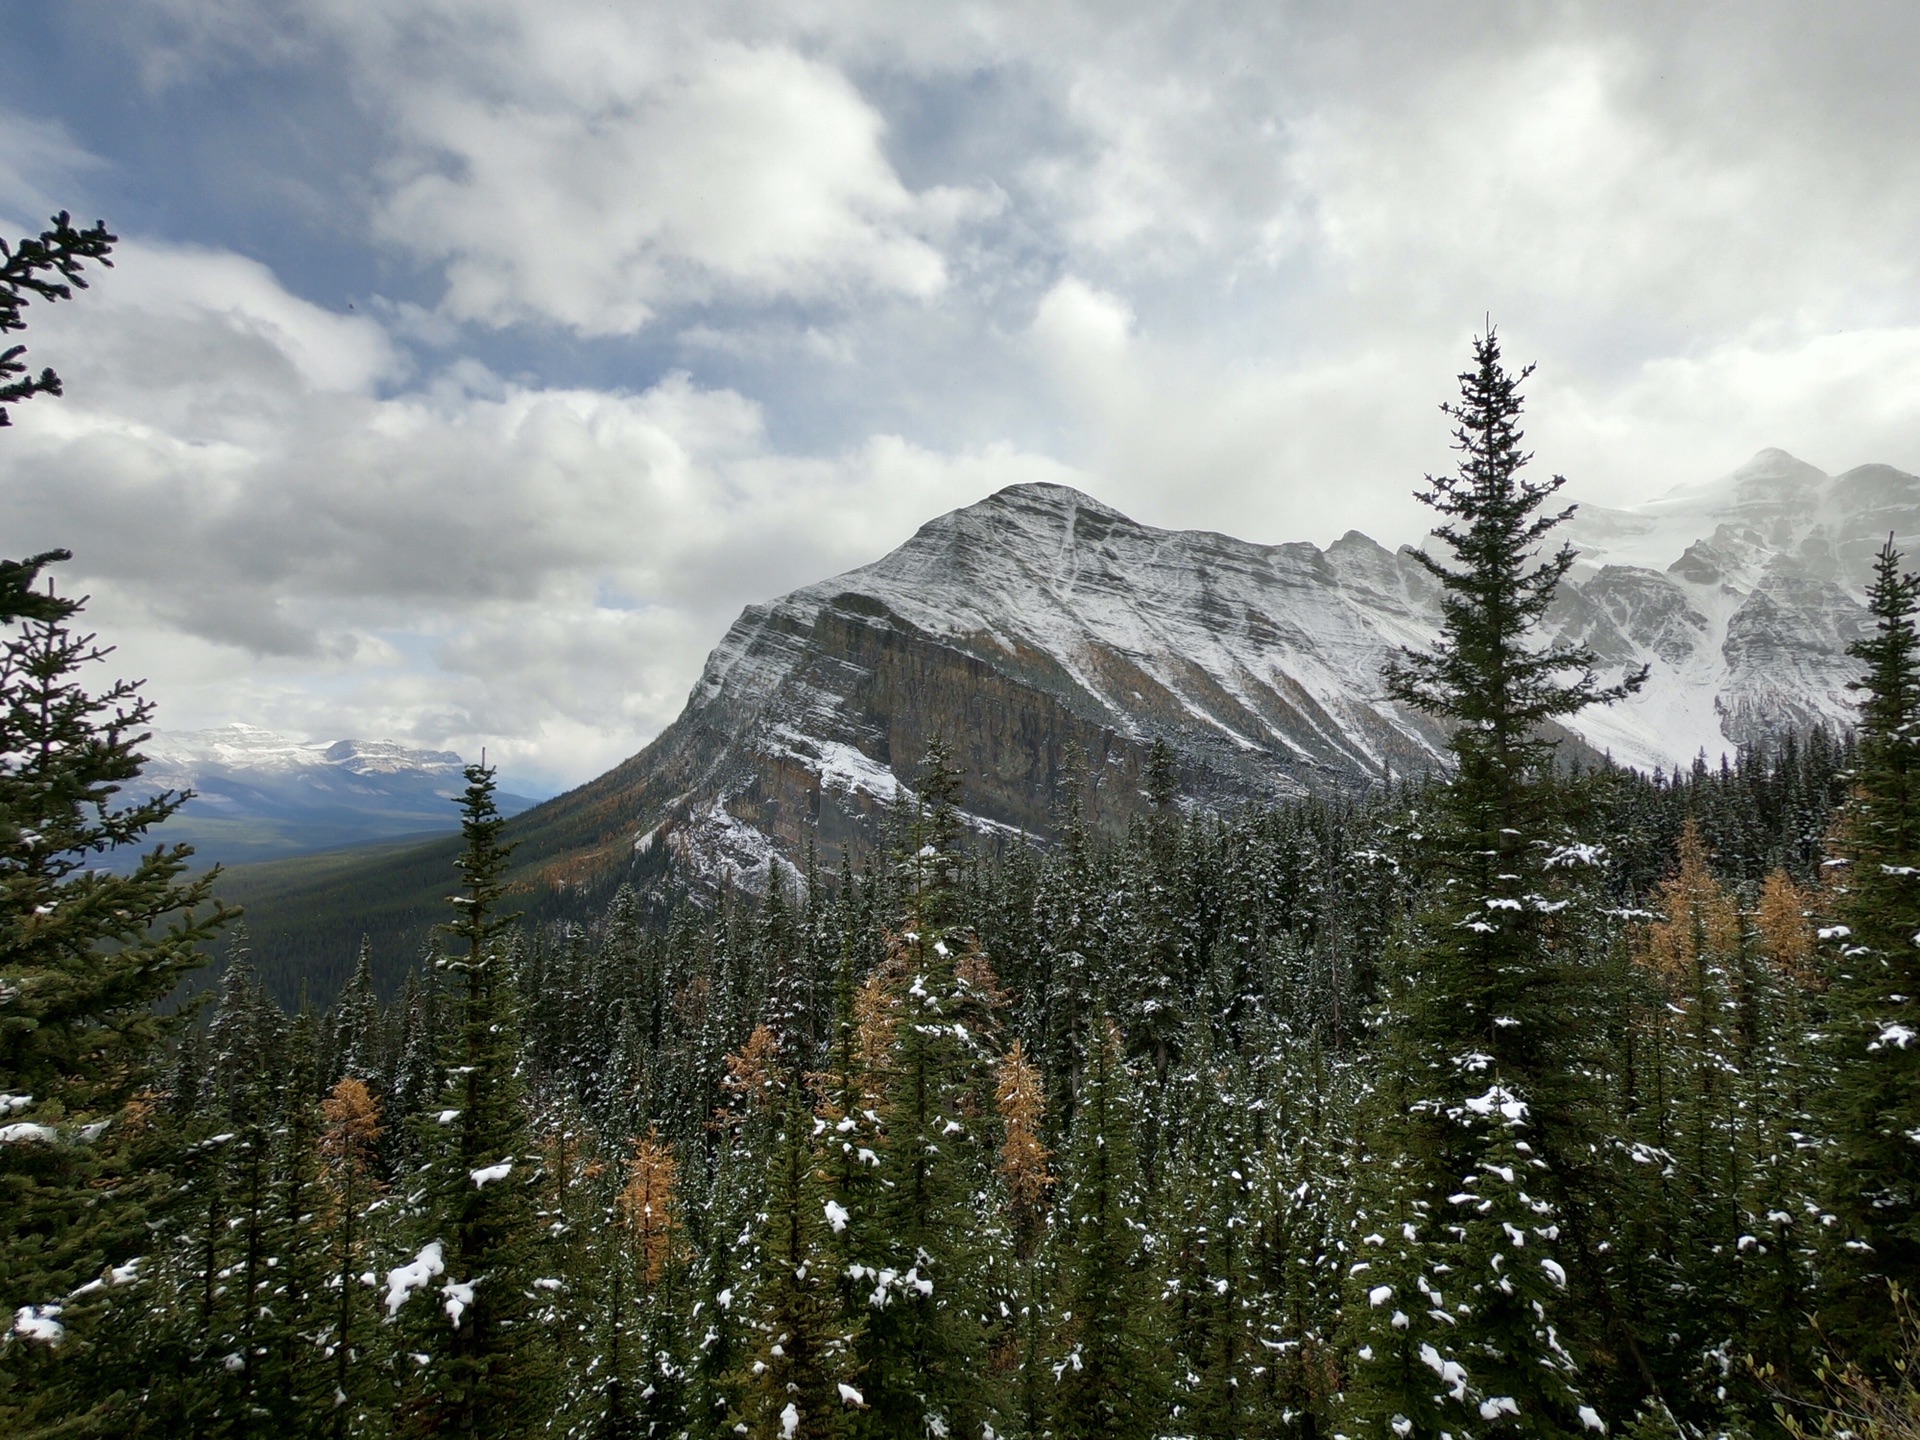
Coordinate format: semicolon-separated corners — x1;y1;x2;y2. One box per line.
141;725;534;866
537;449;1908;891
1561;448;1914;763
143;724;467;786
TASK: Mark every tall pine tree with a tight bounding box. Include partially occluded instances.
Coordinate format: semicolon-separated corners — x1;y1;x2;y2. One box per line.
1818;536;1920;1366
1346;331;1641;1438
0;563;230;1430
396;761;553;1436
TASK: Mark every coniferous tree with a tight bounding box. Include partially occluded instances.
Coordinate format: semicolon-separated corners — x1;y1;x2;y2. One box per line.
200;946;297;1432
1818;536;1920;1366
318;1076;387;1439
396;761;554;1436
607;1125;687;1439
991;1038;1053;1439
257;1011;332;1434
1346;332;1641;1438
1046;1021;1165;1440
0;547;232;1432
329;941;384;1090
839;756;1006;1440
849;928;1001;1440
738;1083;854;1439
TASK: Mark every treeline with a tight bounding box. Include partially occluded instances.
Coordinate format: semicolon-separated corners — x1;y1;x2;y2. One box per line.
6;719;1898;1439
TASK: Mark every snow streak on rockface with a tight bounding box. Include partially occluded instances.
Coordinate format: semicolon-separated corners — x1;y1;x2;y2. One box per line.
558;450;1916;889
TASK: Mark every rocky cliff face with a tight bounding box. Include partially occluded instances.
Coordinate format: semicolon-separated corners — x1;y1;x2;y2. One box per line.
515;450;1914;892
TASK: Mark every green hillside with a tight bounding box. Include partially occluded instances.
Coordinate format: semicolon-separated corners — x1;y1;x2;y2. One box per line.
205;771;675;1006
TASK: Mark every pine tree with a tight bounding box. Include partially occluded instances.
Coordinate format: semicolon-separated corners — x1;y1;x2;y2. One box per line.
609;1125;687;1439
737;1084;855;1439
328;940;384;1090
1036;764;1103;1135
1818;536;1920;1366
991;1038;1053;1439
318;1076;386;1438
396;761;554;1436
1346;331;1640;1438
686;1147;755;1440
0;549;232;1432
848;926;1002;1440
199;946;297;1431
258;1011;333;1433
1047;1021;1166;1440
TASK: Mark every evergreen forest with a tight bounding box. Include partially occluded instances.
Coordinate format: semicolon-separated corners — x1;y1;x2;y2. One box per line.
4;222;1919;1440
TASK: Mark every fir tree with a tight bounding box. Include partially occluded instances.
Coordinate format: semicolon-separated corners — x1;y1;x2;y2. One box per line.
1046;1021;1166;1440
1347;331;1640;1437
0;550;232;1433
397;761;553;1437
1818;536;1920;1365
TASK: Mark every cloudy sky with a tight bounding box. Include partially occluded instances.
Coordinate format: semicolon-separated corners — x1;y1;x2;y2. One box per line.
4;2;1919;792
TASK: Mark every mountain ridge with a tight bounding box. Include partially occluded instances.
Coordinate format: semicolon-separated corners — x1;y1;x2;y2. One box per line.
142;724;542;867
215;449;1913;999
587;450;1902;892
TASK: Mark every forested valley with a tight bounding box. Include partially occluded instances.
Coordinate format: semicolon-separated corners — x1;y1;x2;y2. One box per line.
4;224;1918;1440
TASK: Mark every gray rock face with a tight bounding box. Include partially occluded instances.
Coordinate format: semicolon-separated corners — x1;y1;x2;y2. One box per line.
528;450;1913;891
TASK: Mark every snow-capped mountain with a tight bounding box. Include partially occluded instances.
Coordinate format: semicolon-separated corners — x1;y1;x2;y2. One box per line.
140;724;540;866
508;448;1906;893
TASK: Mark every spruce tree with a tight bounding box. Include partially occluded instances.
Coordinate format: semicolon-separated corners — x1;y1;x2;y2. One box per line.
396;761;553;1436
737;1084;855;1439
0;550;231;1433
1345;332;1641;1438
1046;1021;1166;1440
1818;536;1920;1365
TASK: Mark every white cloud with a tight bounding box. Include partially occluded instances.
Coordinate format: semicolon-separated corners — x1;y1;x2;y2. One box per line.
1284;37;1920;350
0;237;1073;782
0;114;104;231
370;41;959;334
1536;326;1920;504
16;3;1920;781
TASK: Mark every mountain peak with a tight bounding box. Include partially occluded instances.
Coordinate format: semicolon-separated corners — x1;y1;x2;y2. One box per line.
977;479;1122;512
1735;446;1821;479
937;481;1139;535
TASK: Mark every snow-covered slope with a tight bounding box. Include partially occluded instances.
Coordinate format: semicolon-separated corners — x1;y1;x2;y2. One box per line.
1561;448;1913;767
505;450;1908;892
140;725;540;866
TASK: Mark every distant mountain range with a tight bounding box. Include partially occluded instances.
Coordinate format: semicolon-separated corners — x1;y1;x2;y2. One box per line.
140;725;542;868
213;448;1913;1000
